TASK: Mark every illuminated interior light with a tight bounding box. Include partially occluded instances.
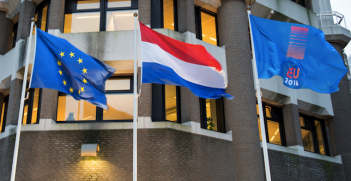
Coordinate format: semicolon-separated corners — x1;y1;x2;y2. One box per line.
115;14;133;17
202;34;206;37
76;16;100;19
83;116;92;120
210;37;217;41
270;128;280;142
33;108;38;111
171;23;174;26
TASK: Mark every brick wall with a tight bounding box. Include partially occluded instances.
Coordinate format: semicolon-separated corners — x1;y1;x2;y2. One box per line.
0;11;13;55
6;79;23;126
269;149;346;181
12;129;235;181
0;135;16;181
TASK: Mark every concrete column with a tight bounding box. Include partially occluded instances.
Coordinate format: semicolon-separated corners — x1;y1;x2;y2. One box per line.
16;1;36;41
180;87;200;123
6;79;23;126
327;42;351;180
139;0;151;25
218;0;265;180
138;68;152;117
282;104;303;146
48;0;65;31
177;0;196;33
39;89;58;120
0;11;13;55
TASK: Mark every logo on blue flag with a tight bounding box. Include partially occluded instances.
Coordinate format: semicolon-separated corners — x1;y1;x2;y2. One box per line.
30;28;116;109
249;15;347;93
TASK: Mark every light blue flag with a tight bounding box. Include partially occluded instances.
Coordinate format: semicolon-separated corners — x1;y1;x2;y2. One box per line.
250;15;347;93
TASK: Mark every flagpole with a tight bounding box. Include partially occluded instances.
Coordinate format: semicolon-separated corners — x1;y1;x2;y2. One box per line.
133;12;138;181
247;7;272;181
10;17;35;181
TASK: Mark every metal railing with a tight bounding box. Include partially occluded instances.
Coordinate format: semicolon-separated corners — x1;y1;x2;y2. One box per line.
317;11;347;29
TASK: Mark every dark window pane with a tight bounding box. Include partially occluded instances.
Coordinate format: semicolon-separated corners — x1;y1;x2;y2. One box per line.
301;129;314;152
200;12;217;46
163;0;174;30
41;5;48;31
64;12;100;33
300;116;305;127
103;93;133;120
77;0;100;9
23;104;29;124
31;88;40;124
165;85;177;122
57;95;96;121
206;99;218;131
267;120;281;145
108;0;131;8
0;102;4;132
315;120;326;155
106;10;138;31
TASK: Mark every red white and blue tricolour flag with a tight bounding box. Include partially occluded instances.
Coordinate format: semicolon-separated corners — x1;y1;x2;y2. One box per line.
140;22;233;99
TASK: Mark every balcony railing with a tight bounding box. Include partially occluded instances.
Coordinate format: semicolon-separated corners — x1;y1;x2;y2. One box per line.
318;11;347;29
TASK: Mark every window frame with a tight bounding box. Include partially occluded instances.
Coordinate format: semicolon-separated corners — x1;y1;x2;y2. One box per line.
64;0;139;32
199;97;226;133
55;76;134;123
151;84;181;123
300;114;330;155
194;6;219;46
257;102;287;146
23;88;43;124
35;0;51;32
0;95;9;133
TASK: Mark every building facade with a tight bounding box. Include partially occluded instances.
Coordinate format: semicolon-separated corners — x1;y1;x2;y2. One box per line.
0;0;350;180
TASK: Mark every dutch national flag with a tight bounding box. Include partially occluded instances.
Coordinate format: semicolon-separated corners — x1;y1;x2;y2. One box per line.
140;23;233;99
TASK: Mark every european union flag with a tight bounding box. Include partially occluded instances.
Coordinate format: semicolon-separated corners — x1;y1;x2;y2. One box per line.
30;28;116;109
249;15;347;93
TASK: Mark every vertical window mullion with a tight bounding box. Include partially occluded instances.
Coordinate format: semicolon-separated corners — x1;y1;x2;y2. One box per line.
100;0;106;31
173;0;178;31
311;118;320;154
176;86;180;123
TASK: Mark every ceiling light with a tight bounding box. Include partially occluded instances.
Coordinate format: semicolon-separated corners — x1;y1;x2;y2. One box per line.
202;34;206;37
171;23;174;26
115;14;133;17
210;37;217;41
76;16;100;19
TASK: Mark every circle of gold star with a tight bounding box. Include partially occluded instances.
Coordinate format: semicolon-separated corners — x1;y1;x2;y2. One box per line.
81;87;85;92
69;52;74;58
82;78;88;84
69;87;73;93
77;58;83;64
82;68;87;74
60;51;64;57
57;60;62;66
58;70;62;75
63;80;67;86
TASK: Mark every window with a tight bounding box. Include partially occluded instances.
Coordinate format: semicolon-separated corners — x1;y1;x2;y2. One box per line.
256;102;286;146
0;95;9;133
11;23;18;48
33;0;50;34
195;7;218;46
23;88;42;124
163;0;177;30
300;114;329;155
150;0;177;30
56;77;134;122
151;84;180;122
200;98;225;132
64;0;138;33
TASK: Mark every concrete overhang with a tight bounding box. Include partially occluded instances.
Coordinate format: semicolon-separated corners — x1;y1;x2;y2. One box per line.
320;26;351;48
252;0;318;28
